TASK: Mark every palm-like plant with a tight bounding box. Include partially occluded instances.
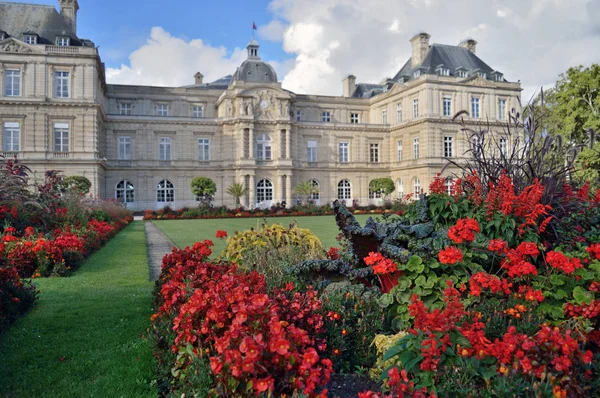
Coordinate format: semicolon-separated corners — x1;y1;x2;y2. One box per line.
226;182;249;207
293;181;318;205
0;155;32;205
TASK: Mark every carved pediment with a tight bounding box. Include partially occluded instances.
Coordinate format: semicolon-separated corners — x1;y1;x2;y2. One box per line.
466;76;497;88
0;38;41;54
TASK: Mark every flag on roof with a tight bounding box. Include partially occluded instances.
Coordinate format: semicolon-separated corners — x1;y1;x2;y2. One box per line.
252;22;257;30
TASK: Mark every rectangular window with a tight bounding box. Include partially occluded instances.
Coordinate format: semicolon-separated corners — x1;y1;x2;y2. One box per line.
444;136;453;157
296;110;301;121
24;35;36;44
118;136;131;160
350;113;359;124
443;96;452;117
54;71;69;98
500;137;507;156
339;142;349;163
4;69;21;97
159;137;171;160
156;104;169;117
369;143;380;163
397;141;402;161
56;37;69;46
413;70;421;78
437;68;450;76
413;99;419;119
119;103;132;116
322;111;331;122
198;138;210;161
3;122;20;152
471;97;480;118
457;70;468;78
396;104;402;123
307;140;317;162
498;99;506;120
192;106;204;118
54;123;69;152
413;137;419;160
382;110;387;124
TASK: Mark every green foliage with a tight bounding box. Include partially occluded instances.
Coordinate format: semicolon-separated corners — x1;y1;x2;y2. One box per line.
226;182;249;207
60;175;92;195
294;180;319;205
369;178;395;200
190;177;216;203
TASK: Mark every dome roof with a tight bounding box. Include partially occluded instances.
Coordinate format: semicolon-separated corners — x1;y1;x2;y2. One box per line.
233;59;278;83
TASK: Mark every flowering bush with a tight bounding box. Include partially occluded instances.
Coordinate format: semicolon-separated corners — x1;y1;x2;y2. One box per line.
0;266;38;334
151;241;333;397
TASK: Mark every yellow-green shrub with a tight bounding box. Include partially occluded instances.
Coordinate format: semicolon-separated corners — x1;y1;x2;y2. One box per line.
369;331;407;381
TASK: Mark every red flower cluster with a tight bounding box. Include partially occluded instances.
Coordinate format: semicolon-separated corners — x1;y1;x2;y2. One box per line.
587;243;600;261
154;242;332;397
215;230;228;239
364;252;398;275
518;286;545;303
448;218;480;244
491;240;541;278
564;300;600;319
428;174;447;195
326;246;340;260
484;171;516;217
438;246;463;265
469;272;512;297
513;179;552;236
546;251;583;274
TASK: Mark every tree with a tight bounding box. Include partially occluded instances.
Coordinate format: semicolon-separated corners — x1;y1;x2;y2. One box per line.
369;178;395;200
190;177;216;206
226;182;249;207
60;176;92;195
293;181;318;205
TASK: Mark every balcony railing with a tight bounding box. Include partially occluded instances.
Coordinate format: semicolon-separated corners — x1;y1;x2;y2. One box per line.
0;151;19;159
52;152;70;159
44;46;97;55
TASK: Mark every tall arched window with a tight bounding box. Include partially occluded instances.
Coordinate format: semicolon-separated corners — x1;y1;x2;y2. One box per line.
445;178;454;196
256;134;272;160
310;179;320;201
397;179;404;198
413;178;421;197
115;180;134;203
157;180;174;202
256;179;273;202
338;180;351;200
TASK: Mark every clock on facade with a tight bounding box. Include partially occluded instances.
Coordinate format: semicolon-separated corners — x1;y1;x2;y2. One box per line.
260;99;269;109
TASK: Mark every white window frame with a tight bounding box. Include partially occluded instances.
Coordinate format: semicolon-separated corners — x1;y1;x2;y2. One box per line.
413;70;421;79
413;178;421;197
339;142;349;163
396;104;403;123
24;35;37;44
413;137;419;160
369;143;380;163
56;36;70;46
156;104;169;117
4;69;21;97
443;96;452;117
307;140;317;163
192;105;204;118
159;137;171;161
118;136;131;160
198;138;210;161
116;180;135;203
54;71;70;98
472;135;481;156
471;97;480;119
53;122;69;152
310;180;320;201
119;103;132;116
157;180;174;202
500;136;507;156
256;134;272;161
337;179;351;200
3;122;20;152
397;179;404;198
498;99;506;120
397;141;402;162
457;70;468;78
413;99;419;119
445;178;453;195
256;179;273;202
322;111;331;123
443;136;453;158
350;113;359;124
382;109;387;124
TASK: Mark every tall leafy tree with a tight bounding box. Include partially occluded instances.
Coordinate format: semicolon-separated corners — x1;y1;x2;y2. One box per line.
369;178;395;200
190;177;216;206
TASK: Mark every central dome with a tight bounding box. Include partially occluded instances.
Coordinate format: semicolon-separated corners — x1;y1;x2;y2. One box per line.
232;38;278;83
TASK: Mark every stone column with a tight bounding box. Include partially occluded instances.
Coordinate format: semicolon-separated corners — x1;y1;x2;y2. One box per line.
279;174;286;204
249;174;256;208
249;128;255;159
285;174;292;207
286;129;291;159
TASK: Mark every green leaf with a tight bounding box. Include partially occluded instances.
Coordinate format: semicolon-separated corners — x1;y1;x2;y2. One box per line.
378;293;394;308
573;286;593;305
550;274;565;286
553;289;568;300
383;344;406;362
415;275;427;287
479;365;497;380
403;354;423;372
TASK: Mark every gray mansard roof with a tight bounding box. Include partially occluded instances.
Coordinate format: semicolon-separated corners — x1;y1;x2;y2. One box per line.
232;59;278;83
0;1;88;46
180;75;232;90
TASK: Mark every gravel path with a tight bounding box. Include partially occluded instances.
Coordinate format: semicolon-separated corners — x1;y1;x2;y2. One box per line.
144;221;175;281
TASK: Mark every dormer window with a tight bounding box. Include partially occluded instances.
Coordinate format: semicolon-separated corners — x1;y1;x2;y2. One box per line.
492;72;504;82
436;65;450;76
413;70;421;79
24;35;37;45
456;68;468;78
0;31;6;40
478;72;487;79
56;36;70;46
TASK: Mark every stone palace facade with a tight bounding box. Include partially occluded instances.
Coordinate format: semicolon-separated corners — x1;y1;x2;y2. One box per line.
0;0;522;210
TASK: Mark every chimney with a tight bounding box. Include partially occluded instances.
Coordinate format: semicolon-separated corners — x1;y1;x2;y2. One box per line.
58;0;79;34
194;72;204;85
459;39;477;54
410;32;431;68
343;74;356;98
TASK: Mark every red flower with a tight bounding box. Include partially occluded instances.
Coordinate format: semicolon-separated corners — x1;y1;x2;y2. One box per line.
326;246;340;260
488;239;508;253
210;357;223;374
587;243;600;261
448;218;480;244
215;230;228;239
438;246;463;265
429;173;447;195
515;242;540;257
546;251;583;274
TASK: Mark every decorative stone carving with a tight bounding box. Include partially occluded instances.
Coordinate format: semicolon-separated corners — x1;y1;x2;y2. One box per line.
0;41;34;53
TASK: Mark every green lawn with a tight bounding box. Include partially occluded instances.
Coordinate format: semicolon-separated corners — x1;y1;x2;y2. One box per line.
153;214;371;254
0;222;155;398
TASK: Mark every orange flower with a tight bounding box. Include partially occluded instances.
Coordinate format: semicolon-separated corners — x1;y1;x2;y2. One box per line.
341;329;348;336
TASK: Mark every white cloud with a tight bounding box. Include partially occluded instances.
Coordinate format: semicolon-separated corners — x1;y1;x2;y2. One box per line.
106;27;246;87
258;20;287;41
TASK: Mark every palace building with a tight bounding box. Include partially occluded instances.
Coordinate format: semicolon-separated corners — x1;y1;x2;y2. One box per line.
0;0;522;210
